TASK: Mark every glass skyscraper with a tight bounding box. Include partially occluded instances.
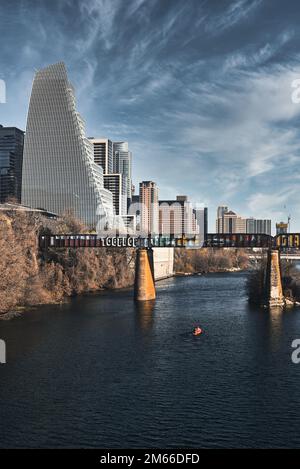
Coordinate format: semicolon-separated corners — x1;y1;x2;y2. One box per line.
113;141;132;202
0;125;24;203
21;62;114;229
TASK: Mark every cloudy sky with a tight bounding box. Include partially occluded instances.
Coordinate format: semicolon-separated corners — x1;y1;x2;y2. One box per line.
0;0;300;231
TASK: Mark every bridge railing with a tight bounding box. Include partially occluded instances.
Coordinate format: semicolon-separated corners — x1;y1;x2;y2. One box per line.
39;234;202;249
204;233;273;249
275;234;300;249
39;233;300;250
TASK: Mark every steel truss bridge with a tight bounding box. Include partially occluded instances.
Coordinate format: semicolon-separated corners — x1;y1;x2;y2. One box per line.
39;233;300;250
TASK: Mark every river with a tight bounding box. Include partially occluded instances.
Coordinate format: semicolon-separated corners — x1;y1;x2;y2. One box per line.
1;272;300;448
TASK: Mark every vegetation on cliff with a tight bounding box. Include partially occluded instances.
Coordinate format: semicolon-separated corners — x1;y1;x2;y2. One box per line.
174;248;249;274
0;211;134;315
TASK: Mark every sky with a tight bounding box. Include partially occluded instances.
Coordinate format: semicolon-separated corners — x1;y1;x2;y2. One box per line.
0;0;300;232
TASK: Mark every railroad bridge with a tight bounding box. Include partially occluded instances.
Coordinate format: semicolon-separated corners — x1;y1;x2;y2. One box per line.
39;232;300;307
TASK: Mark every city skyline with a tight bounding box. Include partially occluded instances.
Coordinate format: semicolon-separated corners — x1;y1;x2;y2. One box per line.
0;0;300;231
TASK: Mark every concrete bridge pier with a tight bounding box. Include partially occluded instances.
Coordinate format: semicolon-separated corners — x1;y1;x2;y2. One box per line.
264;249;285;308
134;248;156;301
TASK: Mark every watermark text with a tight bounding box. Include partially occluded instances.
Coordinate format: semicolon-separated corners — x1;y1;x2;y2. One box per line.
291;339;300;364
0;339;6;364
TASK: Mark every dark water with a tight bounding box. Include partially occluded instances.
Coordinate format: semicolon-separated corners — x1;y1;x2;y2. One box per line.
1;272;300;448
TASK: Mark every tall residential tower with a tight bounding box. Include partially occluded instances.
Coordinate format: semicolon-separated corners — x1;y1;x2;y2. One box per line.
139;181;159;235
113;141;132;207
21;63;114;229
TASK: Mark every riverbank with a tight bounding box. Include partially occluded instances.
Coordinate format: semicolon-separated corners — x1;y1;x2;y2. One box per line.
0;211;135;316
175;266;243;276
174;248;249;274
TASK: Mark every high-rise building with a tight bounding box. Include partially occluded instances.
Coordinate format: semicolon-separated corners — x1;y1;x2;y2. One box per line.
216;206;271;235
103;173;127;216
216;209;246;233
21;62;114;229
217;205;228;219
139;181;159;235
128;194;140;231
193;207;208;245
113;141;132;206
159;195;198;237
216;205;228;233
0;125;24;203
246;218;271;235
89;138;114;174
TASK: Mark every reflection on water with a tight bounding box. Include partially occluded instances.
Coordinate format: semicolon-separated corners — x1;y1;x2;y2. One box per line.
267;306;285;353
134;300;155;331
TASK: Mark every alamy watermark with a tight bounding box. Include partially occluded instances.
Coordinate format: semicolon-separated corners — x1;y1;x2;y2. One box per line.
291;339;300;364
0;339;6;364
0;79;6;103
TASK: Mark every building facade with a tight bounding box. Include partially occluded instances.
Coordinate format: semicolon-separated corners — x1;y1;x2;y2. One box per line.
246;218;271;235
216;208;246;233
113;141;132;205
21;62;114;229
193;207;208;245
103;173;127;216
0;125;24;203
216;206;271;235
139;181;159;235
89;138;114;175
159;195;198;237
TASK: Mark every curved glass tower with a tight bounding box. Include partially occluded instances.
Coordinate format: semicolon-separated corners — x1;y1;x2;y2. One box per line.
22;62;114;229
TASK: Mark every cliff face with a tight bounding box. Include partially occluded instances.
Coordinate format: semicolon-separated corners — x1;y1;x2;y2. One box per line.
0;211;135;315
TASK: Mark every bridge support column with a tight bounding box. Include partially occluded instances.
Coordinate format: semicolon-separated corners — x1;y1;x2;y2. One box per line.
134;248;156;301
264;249;285;308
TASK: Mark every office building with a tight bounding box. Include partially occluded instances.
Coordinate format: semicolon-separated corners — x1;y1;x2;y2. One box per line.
159;195;198;237
0;125;24;202
139;181;159;235
89;138;114;174
216;208;246;234
217;205;228;219
216;206;271;235
246;218;272;235
21;62;114;229
128;194;141;231
193;207;208;245
103;173;127;216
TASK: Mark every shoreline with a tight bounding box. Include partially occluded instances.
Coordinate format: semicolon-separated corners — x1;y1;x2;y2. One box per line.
0;270;248;320
175;267;246;276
